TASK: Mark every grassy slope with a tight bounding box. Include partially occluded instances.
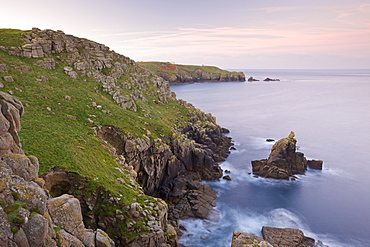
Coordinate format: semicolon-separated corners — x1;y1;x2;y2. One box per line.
138;61;241;77
0;29;192;203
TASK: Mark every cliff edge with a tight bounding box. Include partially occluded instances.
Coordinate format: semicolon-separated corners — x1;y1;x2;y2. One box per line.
0;28;232;246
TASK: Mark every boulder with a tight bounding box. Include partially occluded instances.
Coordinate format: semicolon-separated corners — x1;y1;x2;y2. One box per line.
251;131;311;179
307;160;323;170
47;194;85;242
34;58;56;70
262;226;315;247
3;76;14;82
231;231;273;247
22;213;49;247
264;78;280;81
248;76;259;82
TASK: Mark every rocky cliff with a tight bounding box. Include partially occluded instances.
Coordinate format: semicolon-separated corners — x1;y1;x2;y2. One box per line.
138;62;245;83
0;92;115;247
0;28;232;246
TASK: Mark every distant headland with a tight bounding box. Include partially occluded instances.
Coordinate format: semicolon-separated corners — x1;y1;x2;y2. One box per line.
138;61;246;83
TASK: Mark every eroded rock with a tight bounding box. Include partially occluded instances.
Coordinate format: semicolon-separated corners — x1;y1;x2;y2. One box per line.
251;131;322;179
262;226;315;247
231;231;273;247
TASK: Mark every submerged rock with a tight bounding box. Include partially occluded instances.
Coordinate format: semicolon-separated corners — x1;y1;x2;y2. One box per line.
263;78;280;81
251;131;322;179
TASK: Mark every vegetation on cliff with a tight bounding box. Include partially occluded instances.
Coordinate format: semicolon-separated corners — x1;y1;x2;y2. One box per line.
0;28;231;246
139;61;245;83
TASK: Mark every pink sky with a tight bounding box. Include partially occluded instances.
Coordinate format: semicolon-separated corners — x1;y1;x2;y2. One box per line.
1;0;369;69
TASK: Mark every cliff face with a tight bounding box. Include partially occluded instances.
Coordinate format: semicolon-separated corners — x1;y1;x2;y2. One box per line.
0;28;232;246
0;92;116;247
139;62;246;83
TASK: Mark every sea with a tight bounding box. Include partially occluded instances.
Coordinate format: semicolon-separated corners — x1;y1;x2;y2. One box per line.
170;69;370;247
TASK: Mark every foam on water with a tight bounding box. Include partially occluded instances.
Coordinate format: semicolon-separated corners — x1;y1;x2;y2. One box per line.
172;70;370;247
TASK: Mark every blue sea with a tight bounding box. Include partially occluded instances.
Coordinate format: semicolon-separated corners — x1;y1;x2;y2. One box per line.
171;69;370;247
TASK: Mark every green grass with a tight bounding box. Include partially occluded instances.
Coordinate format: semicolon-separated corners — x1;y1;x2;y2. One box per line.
0;29;28;47
139;61;242;77
0;30;195;203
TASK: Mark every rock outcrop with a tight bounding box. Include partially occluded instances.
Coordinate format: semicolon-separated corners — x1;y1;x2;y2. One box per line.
231;227;323;247
139;62;245;83
251;131;323;179
0;28;234;246
262;227;315;247
0;92;115;247
231;231;273;247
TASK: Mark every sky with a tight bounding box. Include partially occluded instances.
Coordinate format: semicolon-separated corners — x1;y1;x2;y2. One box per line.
1;0;370;69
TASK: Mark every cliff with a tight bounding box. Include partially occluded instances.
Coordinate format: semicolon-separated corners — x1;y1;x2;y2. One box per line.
0;28;232;246
0;92;116;247
138;61;246;83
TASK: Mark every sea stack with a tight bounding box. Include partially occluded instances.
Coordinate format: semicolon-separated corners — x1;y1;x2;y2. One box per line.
251;131;323;179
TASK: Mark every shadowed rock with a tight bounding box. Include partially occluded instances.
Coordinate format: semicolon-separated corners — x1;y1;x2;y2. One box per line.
252;131;322;179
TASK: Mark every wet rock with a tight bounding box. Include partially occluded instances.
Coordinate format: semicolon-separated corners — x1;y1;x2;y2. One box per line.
307;160;323;170
248;76;259;81
251;131;321;179
223;175;231;180
231;231;273;247
264;78;280;81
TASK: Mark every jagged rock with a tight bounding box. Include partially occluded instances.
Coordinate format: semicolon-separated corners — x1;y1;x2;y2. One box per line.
47;194;86;242
262;226;315;247
13;228;30;247
0;208;11;247
168;172;217;220
3;76;14;82
0;91;24;154
2;154;39;181
22;213;49;246
231;231;273;247
96;229;115;247
21;44;44;58
264;78;280;81
56;229;85;247
307;160;323;170
252;131;317;179
248;76;259;82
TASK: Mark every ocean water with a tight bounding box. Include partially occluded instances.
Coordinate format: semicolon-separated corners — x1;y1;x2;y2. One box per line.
171;69;370;247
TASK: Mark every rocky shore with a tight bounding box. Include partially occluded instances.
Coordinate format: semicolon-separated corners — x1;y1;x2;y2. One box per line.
0;92;115;246
0;28;232;246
